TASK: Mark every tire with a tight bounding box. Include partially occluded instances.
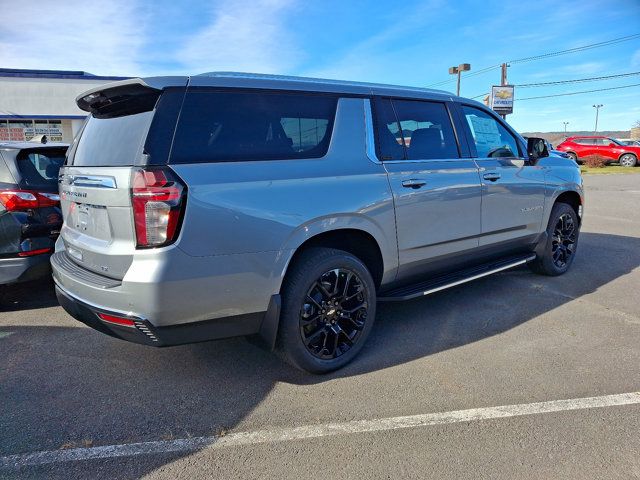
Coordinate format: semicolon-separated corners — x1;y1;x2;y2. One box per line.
277;247;376;373
619;153;637;167
529;202;580;276
566;152;580;164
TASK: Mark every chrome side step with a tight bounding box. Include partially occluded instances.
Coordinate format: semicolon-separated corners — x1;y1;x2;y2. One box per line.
379;254;536;302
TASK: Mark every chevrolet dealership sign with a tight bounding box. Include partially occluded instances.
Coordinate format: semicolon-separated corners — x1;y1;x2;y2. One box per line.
490;85;514;115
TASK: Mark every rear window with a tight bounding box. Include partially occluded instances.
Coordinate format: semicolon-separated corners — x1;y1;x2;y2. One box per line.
16;148;66;188
170;90;338;163
70;111;153;166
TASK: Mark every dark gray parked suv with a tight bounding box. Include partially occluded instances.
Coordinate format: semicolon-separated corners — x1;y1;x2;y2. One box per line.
0;141;66;285
52;73;583;373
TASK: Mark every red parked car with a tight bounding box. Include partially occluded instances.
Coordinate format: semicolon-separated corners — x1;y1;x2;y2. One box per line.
556;136;639;167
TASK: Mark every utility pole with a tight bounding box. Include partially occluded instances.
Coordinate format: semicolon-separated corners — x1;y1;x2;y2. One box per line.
499;63;509;119
501;63;508;86
592;104;603;133
448;63;471;96
563;121;569;136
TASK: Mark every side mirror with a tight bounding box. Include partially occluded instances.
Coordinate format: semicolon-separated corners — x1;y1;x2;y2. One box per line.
609;143;616;148
527;137;549;160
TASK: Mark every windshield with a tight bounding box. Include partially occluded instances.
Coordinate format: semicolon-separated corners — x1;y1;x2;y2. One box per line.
608;138;623;146
16;148;66;189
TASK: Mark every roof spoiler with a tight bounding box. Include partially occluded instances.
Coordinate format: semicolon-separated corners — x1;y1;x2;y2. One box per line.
76;79;161;119
76;77;188;118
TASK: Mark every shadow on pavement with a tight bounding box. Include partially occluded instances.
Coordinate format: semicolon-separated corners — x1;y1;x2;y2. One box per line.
1;232;639;477
0;277;58;312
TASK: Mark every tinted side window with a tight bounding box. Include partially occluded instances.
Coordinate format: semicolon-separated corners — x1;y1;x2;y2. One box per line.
392;100;459;160
170;90;337;163
461;105;519;158
574;138;595;145
372;98;405;160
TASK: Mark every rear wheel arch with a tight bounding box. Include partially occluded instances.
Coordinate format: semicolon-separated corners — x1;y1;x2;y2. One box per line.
283;229;385;291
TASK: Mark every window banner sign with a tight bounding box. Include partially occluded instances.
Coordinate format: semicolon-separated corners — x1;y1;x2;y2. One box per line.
0;123;63;142
490;86;515;115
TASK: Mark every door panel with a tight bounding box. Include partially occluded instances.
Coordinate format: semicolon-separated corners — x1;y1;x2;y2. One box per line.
474;158;546;246
458;105;546;247
576;138;597;157
371;97;482;280
595;138;619;161
384;160;482;278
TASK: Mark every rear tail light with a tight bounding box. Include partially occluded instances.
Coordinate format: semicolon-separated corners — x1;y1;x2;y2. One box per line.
132;168;186;248
0;190;59;211
18;247;52;257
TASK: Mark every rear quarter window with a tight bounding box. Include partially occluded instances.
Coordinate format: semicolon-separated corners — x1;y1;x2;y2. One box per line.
170;90;338;163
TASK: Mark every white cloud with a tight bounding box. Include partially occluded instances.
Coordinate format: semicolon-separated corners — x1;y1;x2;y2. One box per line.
0;1;148;76
177;0;299;74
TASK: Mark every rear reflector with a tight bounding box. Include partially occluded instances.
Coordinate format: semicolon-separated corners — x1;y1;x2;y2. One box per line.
18;248;52;257
97;313;136;328
0;189;60;211
132;168;186;248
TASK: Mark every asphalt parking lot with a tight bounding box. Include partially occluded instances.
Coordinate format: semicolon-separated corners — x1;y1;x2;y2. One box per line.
1;174;640;479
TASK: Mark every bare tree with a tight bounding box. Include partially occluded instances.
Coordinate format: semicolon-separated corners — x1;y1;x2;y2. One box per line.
634;120;640;129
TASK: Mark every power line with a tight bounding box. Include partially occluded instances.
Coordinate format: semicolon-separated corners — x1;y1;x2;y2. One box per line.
507;33;640;64
425;33;640;88
517;83;640;101
470;80;640;101
515;71;640;87
427;65;501;87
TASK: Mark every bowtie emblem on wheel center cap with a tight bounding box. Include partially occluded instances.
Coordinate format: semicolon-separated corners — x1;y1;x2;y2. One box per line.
327;308;336;316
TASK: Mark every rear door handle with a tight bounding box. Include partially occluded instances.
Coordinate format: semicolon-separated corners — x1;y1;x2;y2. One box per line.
401;179;427;189
483;172;501;182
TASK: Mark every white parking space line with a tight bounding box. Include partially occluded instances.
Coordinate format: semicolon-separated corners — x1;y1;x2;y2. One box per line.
2;392;639;468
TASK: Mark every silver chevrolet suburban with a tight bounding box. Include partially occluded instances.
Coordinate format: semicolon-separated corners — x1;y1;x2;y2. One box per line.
52;72;583;373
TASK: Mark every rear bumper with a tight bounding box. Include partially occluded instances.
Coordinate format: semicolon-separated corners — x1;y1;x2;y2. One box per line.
0;253;51;285
55;281;266;347
51;245;282;327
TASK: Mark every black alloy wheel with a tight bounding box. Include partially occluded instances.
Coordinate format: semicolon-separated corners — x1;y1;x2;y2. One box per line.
277;247;376;373
551;213;577;269
529;202;580;276
300;268;368;359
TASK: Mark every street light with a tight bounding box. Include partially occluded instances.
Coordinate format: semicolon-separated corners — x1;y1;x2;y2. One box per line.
593;104;603;133
449;63;471;96
563;121;569;136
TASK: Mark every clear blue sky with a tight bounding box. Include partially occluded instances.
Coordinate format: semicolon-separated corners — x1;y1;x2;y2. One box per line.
2;0;639;132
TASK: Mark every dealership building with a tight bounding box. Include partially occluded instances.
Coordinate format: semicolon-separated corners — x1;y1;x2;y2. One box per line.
0;68;130;143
